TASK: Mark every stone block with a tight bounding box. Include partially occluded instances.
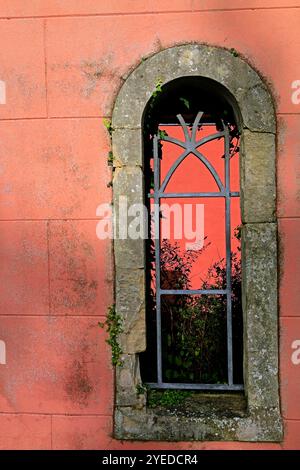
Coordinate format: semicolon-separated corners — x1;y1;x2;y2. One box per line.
115;354;146;408
112;128;143;167
240;131;276;223
116;268;146;354
242;222;278;352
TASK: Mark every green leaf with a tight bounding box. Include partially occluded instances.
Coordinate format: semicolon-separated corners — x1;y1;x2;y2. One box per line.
175;356;182;367
179;97;190;109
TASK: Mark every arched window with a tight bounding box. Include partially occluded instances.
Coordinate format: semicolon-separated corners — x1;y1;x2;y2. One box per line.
112;44;282;442
140;77;243;390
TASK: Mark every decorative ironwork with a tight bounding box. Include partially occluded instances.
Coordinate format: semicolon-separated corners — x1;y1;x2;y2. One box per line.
147;111;243;391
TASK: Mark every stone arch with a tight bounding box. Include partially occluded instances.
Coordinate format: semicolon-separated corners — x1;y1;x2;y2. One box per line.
112;44;281;442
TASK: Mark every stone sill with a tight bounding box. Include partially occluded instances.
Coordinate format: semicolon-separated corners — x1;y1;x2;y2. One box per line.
148;391;247;420
114;402;283;442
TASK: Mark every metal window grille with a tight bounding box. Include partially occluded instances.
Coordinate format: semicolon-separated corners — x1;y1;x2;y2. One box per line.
147;111;243;391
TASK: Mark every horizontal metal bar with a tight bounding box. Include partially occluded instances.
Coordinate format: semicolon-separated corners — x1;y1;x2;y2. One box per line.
162;131;224;148
159;289;227;295
159;122;219;127
148;192;240;198
146;382;244;391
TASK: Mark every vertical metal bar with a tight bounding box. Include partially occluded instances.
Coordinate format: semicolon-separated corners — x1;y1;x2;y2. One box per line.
145;116;241;391
153;134;162;386
225;126;233;386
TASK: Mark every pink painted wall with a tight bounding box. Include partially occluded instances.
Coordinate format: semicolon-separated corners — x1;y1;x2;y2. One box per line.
0;0;299;449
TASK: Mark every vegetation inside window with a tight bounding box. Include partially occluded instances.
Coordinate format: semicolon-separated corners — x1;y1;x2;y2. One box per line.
140;77;243;392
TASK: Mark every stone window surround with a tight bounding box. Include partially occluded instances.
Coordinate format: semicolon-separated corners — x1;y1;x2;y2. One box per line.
111;44;282;441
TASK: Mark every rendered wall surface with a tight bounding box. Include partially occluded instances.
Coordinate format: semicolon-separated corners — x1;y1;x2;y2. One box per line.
0;0;299;449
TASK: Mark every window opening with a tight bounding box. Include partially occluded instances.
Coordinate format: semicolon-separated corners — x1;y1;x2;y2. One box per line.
141;79;243;391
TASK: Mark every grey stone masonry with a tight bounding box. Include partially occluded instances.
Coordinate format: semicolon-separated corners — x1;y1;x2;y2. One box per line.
112;45;275;133
240;131;276;223
112;44;282;441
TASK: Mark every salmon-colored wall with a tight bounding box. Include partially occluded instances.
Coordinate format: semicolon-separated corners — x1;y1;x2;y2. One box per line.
0;0;299;449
